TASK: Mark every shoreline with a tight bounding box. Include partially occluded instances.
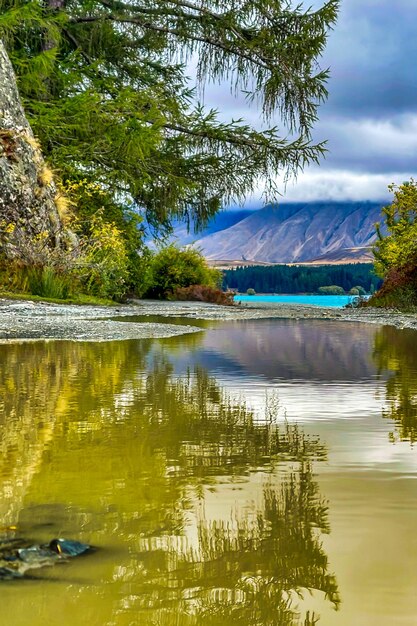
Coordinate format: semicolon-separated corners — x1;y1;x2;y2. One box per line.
1;298;417;342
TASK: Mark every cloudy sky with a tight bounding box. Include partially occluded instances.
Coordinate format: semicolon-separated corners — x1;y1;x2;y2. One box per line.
200;0;417;204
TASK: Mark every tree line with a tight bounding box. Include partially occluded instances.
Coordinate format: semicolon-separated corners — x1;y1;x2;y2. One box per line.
223;263;382;294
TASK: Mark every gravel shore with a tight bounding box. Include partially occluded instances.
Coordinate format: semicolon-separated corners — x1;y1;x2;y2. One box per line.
0;297;416;342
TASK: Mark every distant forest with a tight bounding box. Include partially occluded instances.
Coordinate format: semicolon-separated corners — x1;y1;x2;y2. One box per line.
223;263;382;294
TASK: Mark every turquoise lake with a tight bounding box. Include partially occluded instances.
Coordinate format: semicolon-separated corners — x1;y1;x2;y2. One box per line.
235;294;360;307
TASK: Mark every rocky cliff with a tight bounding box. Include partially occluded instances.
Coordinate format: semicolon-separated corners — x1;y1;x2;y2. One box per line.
0;41;69;262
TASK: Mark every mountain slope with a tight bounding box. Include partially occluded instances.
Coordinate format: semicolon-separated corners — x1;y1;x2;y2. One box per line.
195;202;386;263
165;209;255;246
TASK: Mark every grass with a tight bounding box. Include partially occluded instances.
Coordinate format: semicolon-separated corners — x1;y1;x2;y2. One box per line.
0;290;117;306
0;263;118;306
26;266;72;299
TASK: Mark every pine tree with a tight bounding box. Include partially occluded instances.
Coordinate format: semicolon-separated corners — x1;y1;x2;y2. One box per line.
0;0;339;231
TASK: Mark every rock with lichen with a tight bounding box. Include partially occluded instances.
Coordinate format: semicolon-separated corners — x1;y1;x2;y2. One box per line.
0;41;74;263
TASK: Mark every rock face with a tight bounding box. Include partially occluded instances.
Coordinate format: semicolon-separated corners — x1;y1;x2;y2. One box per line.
0;41;66;261
195;202;387;263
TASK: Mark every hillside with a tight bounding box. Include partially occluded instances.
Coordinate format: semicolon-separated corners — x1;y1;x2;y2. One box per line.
193;202;386;263
162;209;255;246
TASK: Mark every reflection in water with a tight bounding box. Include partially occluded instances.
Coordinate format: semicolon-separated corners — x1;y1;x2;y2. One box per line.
373;327;417;443
196;319;378;382
0;339;338;625
132;468;339;626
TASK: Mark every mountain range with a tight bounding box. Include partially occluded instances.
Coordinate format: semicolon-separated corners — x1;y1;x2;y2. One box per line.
168;209;254;246
172;202;386;264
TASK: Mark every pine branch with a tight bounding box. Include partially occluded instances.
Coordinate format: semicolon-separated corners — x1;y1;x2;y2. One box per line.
70;14;272;70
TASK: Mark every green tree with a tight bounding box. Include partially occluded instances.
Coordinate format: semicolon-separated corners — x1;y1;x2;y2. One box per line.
223;263;380;294
0;0;339;232
145;244;221;298
374;181;417;276
372;181;417;308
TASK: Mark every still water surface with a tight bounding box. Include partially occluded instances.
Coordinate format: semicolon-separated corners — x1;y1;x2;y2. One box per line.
0;319;417;625
234;294;358;307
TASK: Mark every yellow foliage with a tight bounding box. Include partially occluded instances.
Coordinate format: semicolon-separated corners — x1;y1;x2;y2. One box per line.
373;180;417;276
33;231;49;242
54;192;73;223
23;133;41;151
63;179;105;197
79;212;129;300
38;165;54;187
0;221;16;234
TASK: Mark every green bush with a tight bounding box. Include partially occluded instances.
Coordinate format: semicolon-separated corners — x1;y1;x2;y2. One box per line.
0;259;27;293
318;285;345;295
145;245;221;299
76;213;130;301
246;288;256;295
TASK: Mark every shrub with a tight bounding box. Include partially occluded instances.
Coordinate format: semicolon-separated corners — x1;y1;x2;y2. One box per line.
318;285;345;295
145;245;221;299
171;285;235;305
63;179;148;296
246;288;256;295
0;259;27;293
368;264;417;310
76;213;130;300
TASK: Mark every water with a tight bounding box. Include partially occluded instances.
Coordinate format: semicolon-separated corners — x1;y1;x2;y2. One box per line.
235;294;360;307
0;320;416;624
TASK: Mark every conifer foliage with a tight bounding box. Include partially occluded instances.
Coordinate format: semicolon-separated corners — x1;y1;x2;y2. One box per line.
0;0;339;229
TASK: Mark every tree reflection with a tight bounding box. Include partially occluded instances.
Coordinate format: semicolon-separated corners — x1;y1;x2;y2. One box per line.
373;326;417;442
121;463;339;625
0;338;338;624
190;473;337;624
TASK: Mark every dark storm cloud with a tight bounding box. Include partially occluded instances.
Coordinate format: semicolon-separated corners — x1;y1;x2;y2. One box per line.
307;0;417;186
203;0;417;120
322;0;417;118
200;0;417;201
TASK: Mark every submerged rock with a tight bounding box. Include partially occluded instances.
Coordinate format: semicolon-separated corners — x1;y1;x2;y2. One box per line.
0;538;91;580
